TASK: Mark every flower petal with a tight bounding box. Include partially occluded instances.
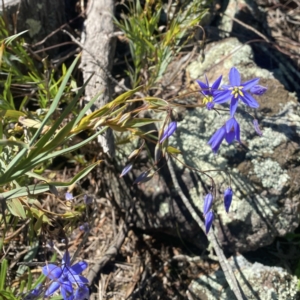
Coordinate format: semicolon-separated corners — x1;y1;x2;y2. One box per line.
206;102;214;110
221;84;231;90
208;126;226;153
42;264;63;280
203;193;213;215
225;118;236;134
225;131;235;143
213;90;231;104
235;121;241;143
230;96;239;116
242;78;259;90
196;80;209;96
69;274;89;285
61;281;74;300
241;92;259;108
74;285;89;300
211;75;222;91
45;281;60;297
229;67;241;86
70;261;88;275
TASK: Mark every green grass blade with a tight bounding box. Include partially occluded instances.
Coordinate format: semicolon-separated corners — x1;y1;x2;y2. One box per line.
0;161;101;200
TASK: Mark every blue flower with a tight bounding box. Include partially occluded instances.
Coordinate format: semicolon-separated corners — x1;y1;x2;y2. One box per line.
196;75;229;110
83;194;93;205
65;192;74;201
224;188;233;213
133;170;154;185
160;121;177;143
205;211;214;234
250;85;267;95
24;284;42;299
42;251;88;300
203;193;213;215
208;117;241;153
79;223;89;232
74;285;89;300
120;163;133;177
215;67;260;116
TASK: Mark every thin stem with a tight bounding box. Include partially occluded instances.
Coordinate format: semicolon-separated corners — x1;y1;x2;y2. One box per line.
166;155;245;300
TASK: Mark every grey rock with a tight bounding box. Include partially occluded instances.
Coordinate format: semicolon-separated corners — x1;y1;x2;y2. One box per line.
114;38;299;253
170;37;300;252
187;255;299;300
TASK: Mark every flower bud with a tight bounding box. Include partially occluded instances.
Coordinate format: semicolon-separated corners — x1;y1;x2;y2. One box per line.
253;119;263;136
160;121;177;143
120;163;133;178
250;85;267;95
133;170;154;185
224;187;233;213
203;193;213;215
205;211;214;234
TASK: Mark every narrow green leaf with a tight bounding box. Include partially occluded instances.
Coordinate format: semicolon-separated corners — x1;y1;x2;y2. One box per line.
7;128;106;181
122;118;158;128
0;161;101;200
3;55;80;181
4;30;28;45
0;259;7;289
6;198;26;219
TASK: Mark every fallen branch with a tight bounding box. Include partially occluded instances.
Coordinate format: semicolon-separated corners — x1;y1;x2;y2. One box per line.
87;219;128;284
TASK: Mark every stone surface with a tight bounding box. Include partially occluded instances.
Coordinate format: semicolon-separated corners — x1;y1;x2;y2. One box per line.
187;255;299;300
112;37;300;253
169;37;300;252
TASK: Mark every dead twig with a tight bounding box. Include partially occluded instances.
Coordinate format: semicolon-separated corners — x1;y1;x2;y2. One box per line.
87;219;128;284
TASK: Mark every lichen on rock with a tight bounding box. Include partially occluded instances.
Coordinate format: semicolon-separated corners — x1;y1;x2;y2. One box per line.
171;37;300;252
188;255;299;299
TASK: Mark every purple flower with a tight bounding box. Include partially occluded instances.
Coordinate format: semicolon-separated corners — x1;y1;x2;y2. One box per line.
205;211;214;234
79;223;89;232
196;75;229;109
42;251;88;300
250;85;267;95
203;193;213;215
24;284;42;299
74;285;89;300
120;163;133;177
133;170;154;185
253;119;263;136
215;67;260;116
83;194;93;205
65;192;73;201
196;75;222;97
160;121;177;143
224;188;233;213
208;117;241;153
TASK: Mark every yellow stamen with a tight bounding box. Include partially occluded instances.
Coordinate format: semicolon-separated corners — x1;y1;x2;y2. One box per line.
203;96;213;105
